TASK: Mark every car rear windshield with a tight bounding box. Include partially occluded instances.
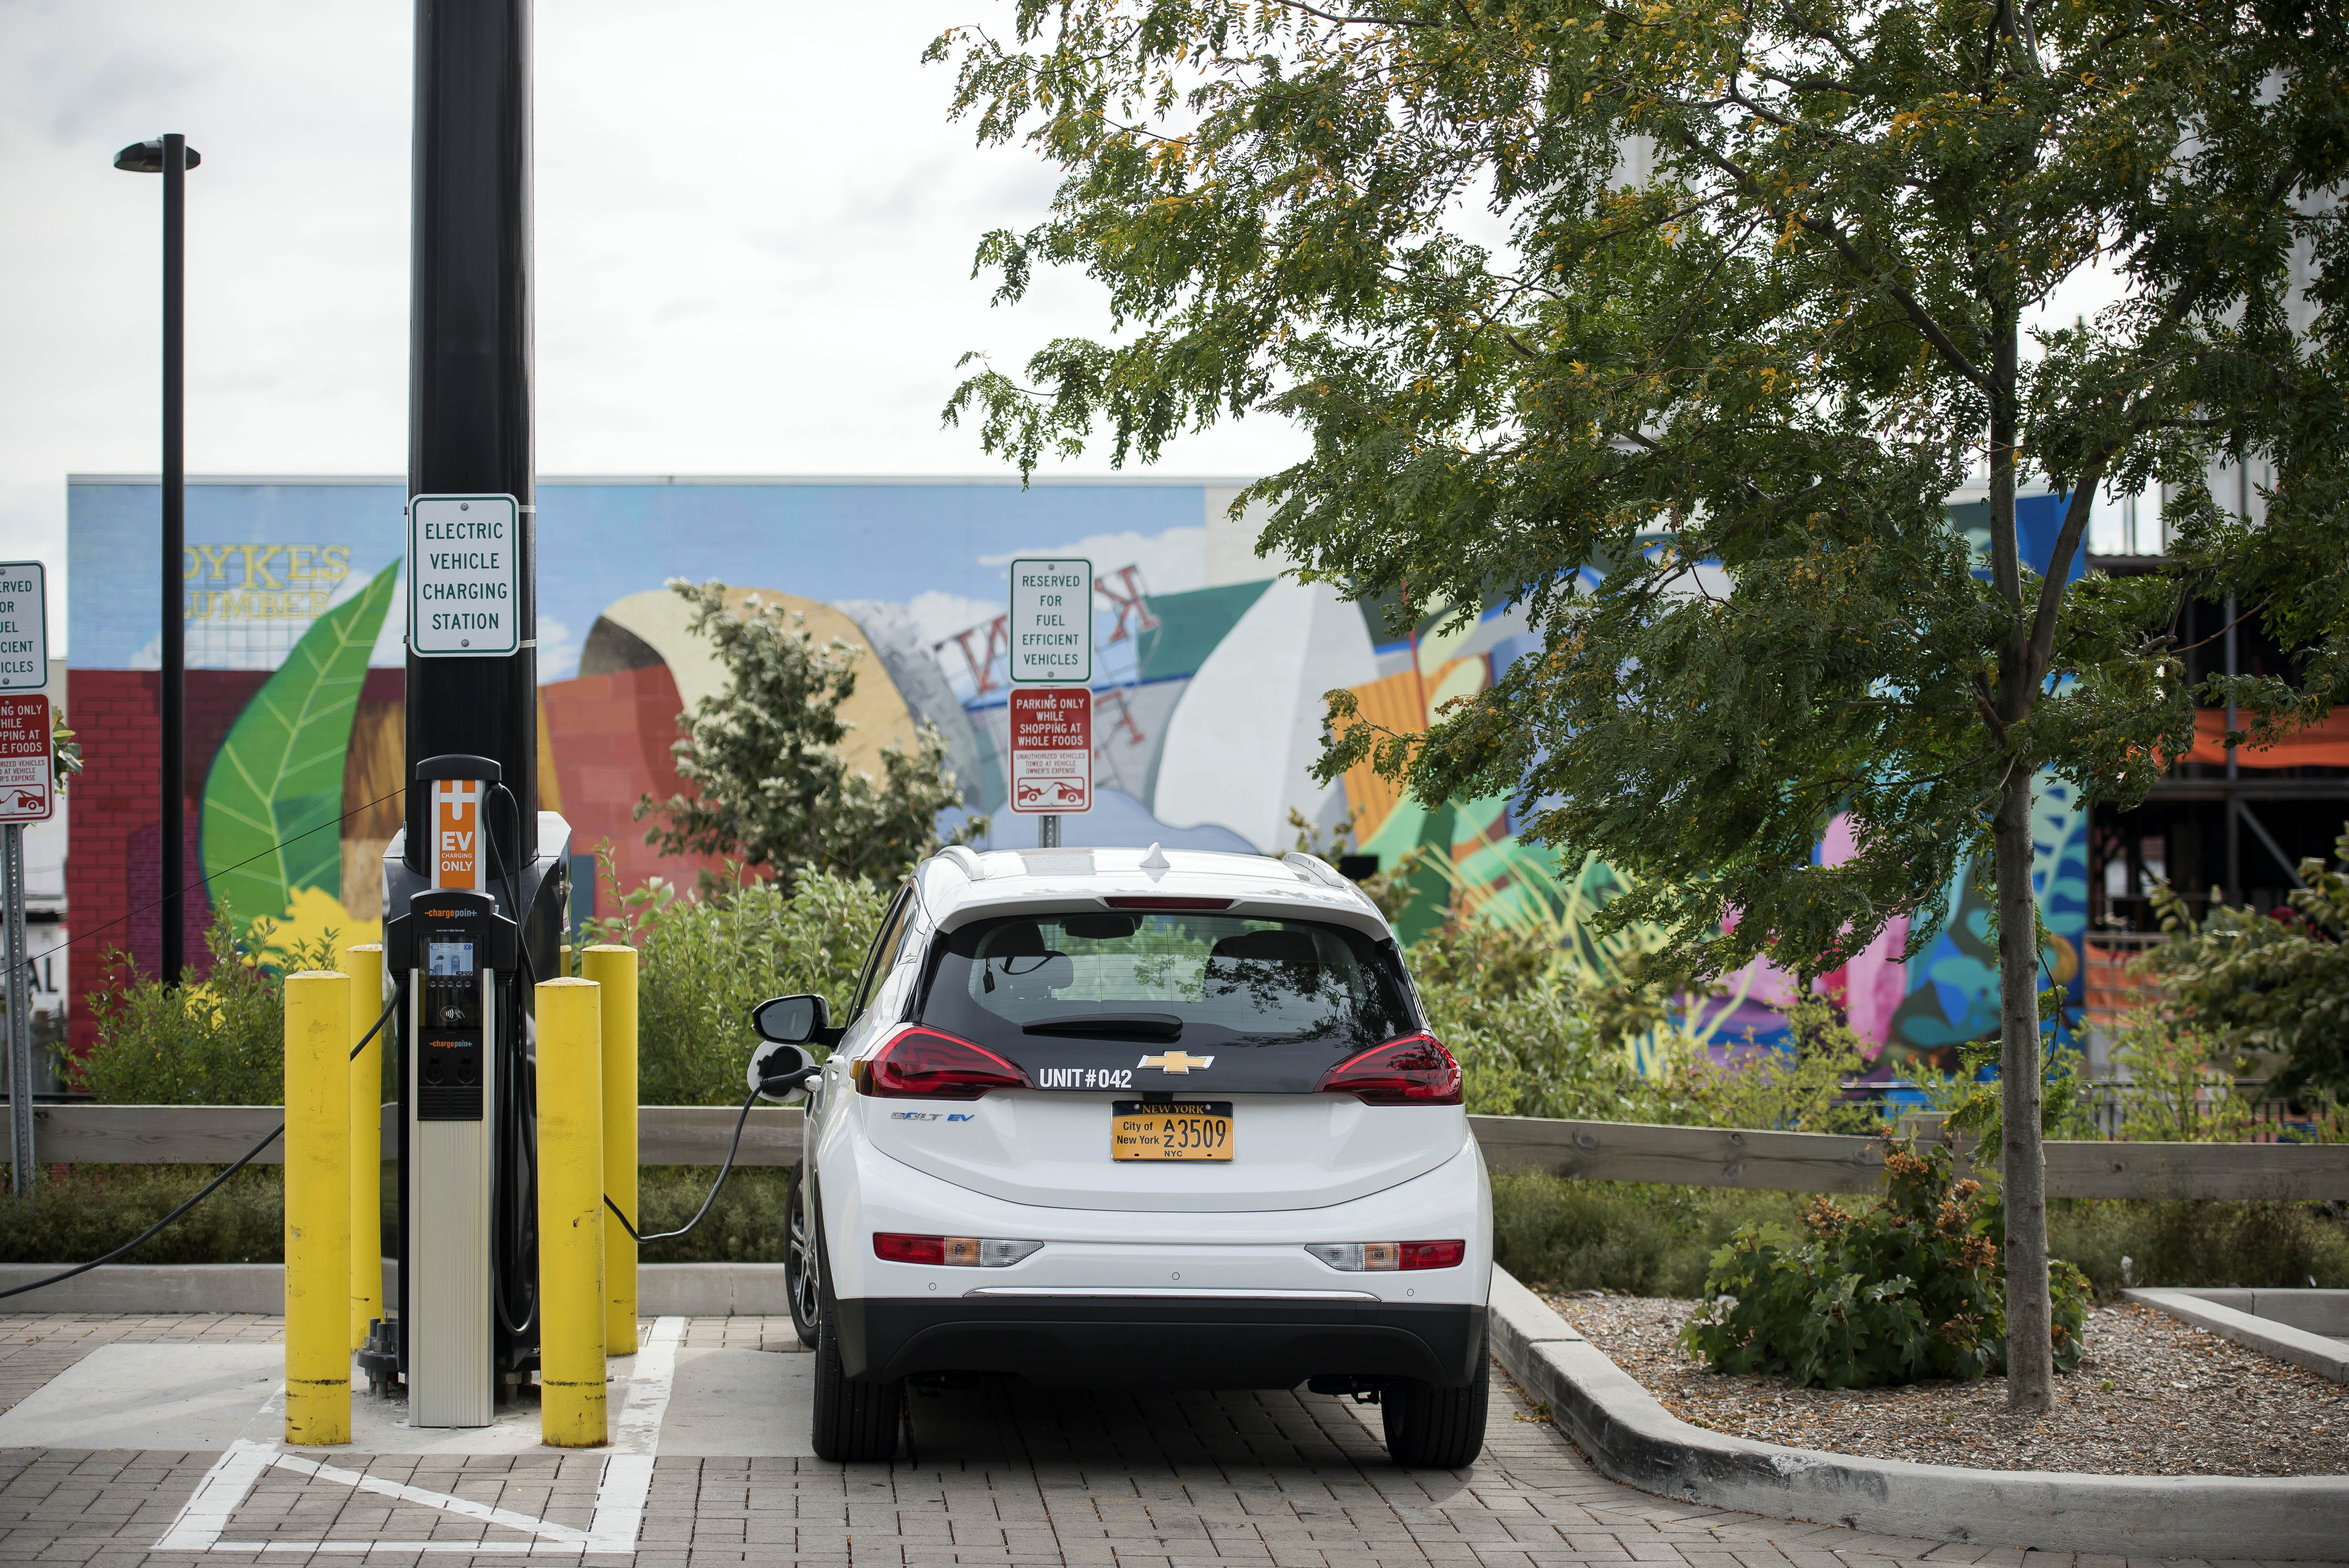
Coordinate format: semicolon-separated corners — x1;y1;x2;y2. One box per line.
917;911;1416;1068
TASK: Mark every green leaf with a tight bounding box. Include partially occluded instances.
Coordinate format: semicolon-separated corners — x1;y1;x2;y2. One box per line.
200;561;400;936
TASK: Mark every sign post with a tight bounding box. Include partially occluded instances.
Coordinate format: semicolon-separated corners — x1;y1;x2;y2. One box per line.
0;688;54;1205
1007;559;1093;847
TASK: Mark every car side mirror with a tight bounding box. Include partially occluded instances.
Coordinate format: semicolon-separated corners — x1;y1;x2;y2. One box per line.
748;1041;819;1103
752;993;830;1045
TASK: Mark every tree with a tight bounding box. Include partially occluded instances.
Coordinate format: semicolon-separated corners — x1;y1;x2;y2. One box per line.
637;580;983;888
934;0;2349;1407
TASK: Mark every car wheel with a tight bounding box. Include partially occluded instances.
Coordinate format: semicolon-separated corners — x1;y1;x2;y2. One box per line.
784;1165;819;1350
1380;1333;1490;1469
811;1293;901;1462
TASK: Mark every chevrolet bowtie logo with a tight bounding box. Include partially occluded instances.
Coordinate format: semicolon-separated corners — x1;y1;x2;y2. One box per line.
1138;1051;1215;1074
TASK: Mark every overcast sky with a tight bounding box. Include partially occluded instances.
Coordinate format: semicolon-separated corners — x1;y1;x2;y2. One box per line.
0;0;1307;653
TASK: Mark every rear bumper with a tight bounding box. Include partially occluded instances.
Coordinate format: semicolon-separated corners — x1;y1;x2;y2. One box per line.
834;1295;1487;1389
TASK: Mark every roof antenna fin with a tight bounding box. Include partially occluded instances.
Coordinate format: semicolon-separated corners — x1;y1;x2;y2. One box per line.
1139;842;1171;873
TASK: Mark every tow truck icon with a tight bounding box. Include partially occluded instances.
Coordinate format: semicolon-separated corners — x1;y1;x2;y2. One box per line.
7;789;43;814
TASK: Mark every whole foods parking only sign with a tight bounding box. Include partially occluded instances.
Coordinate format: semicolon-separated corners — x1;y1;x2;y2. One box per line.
408;494;522;656
0;694;52;823
1008;687;1092;814
1008;558;1091;683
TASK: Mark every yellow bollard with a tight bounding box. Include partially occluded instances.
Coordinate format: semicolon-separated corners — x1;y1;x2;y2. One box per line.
340;942;385;1351
582;944;638;1354
285;969;352;1447
535;977;607;1447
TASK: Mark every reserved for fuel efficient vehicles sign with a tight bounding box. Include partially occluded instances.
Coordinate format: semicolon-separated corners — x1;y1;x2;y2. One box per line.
1008;557;1090;683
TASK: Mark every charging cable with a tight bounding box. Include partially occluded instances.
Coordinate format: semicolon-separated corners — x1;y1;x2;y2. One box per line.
0;992;400;1305
602;1067;818;1246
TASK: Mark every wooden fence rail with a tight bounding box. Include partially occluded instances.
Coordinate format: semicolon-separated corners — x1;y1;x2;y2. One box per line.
1467;1115;2349;1201
24;1104;2349;1201
27;1105;805;1169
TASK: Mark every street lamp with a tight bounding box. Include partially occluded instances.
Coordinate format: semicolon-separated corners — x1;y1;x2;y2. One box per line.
113;135;200;984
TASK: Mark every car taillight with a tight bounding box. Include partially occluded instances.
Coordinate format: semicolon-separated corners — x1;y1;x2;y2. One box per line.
1304;1240;1467;1271
873;1233;1043;1267
1314;1033;1462;1105
857;1026;1032;1099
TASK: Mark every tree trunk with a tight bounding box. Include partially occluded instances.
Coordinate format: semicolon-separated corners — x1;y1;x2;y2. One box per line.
1984;296;2052;1414
1993;711;2054;1413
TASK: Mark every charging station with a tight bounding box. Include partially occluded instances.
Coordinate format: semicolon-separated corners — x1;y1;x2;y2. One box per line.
367;759;569;1425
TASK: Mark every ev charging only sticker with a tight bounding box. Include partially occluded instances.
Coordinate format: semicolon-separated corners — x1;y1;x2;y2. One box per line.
428;777;487;891
408;494;522;656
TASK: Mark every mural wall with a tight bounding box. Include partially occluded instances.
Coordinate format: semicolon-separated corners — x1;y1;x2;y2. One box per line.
63;475;2088;1055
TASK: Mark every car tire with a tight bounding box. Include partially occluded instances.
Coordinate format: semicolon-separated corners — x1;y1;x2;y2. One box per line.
1380;1334;1489;1469
811;1295;901;1463
784;1165;819;1350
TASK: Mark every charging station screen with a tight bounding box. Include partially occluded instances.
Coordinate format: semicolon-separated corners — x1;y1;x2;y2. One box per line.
428;941;476;977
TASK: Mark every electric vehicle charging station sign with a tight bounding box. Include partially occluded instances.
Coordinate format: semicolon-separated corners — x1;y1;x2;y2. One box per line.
0;562;46;693
408;494;522;656
0;694;51;823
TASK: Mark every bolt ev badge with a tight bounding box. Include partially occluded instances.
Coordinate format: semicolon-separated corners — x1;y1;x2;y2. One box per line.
1138;1051;1215;1074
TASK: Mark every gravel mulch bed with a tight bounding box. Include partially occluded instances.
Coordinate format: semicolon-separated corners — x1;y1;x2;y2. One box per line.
1533;1289;2348;1477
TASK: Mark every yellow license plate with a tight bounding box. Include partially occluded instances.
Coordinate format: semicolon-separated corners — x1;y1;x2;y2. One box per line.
1111;1100;1233;1162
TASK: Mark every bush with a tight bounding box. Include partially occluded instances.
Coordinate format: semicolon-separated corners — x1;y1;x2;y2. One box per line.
1681;1135;2092;1388
2049;1197;2349;1292
73;914;340;1106
2138;825;2349;1099
1492;1171;1806;1295
630;1167;790;1262
0;1166;285;1263
588;855;889;1106
1416;914;1876;1133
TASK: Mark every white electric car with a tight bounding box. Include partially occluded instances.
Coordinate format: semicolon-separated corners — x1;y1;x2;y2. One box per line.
747;844;1493;1467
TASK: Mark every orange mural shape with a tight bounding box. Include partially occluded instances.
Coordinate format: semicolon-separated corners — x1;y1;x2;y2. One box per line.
2178;708;2349;769
1335;656;1494;846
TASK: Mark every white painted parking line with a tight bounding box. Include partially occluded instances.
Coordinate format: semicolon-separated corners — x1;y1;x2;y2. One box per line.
149;1315;691;1557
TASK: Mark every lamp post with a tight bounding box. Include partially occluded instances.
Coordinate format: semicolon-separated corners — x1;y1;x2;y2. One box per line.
113;134;200;983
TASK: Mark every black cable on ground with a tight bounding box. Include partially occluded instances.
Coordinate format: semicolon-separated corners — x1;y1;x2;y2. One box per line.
604;1085;764;1245
0;1122;284;1302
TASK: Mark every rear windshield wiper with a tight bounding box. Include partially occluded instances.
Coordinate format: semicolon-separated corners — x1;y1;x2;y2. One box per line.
1020;1012;1184;1041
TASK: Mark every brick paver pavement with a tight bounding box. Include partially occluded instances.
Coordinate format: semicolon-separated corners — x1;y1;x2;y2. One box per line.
0;1315;2319;1568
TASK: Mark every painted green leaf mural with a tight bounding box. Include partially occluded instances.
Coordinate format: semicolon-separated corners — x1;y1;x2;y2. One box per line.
200;560;401;936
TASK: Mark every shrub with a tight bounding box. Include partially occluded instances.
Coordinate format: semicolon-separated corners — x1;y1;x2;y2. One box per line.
1491;1171;1807;1296
588;854;889;1107
2139;825;2349;1099
630;1167;790;1262
2049;1197;2349;1292
0;1165;285;1263
1682;1134;2092;1387
72;914;340;1106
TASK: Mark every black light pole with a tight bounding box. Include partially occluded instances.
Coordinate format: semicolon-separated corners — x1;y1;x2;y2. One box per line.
114;134;199;983
405;0;537;875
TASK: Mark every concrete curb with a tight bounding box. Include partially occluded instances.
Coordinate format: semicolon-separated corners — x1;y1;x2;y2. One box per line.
2125;1288;2349;1383
1485;1264;2349;1559
0;1262;795;1318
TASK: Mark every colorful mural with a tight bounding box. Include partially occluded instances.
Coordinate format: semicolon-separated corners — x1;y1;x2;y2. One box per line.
63;475;2088;1056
